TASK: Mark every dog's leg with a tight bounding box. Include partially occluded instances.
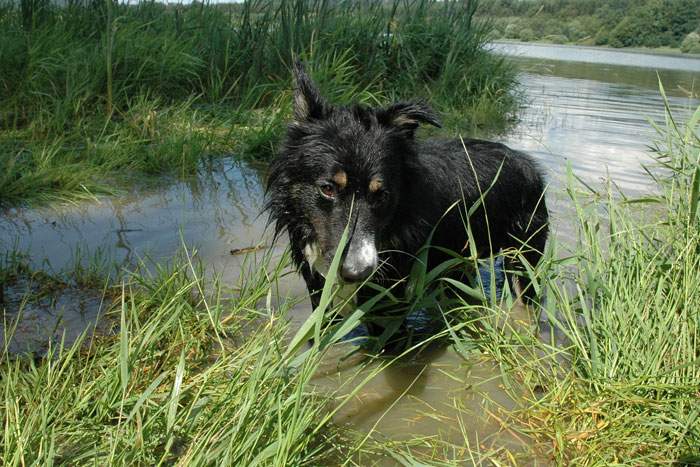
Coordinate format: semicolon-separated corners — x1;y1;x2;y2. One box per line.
514;248;543;304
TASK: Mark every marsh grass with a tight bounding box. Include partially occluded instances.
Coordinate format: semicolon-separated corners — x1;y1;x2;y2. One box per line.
0;0;518;207
2;100;699;463
0;246;359;464
431;99;700;463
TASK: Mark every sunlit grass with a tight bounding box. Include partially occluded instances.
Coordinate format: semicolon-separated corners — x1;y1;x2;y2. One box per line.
0;247;359;464
438;99;700;463
1;101;698;463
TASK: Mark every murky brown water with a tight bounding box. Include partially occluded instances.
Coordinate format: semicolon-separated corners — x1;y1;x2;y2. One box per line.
1;44;699;462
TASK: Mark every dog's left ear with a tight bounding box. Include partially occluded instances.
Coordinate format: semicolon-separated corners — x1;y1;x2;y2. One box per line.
292;60;327;122
378;101;441;136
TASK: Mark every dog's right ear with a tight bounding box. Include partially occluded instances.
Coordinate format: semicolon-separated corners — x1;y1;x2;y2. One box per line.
377;101;441;137
292;61;326;122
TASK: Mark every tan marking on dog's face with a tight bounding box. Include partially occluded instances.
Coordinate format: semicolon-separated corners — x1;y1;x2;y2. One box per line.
369;178;383;193
332;171;347;190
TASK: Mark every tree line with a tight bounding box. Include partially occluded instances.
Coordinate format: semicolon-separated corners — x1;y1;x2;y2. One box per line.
478;0;700;52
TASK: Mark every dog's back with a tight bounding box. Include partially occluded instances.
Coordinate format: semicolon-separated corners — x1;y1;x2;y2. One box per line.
385;137;549;298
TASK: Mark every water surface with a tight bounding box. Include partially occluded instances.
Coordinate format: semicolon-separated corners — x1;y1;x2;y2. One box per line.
490;41;700;73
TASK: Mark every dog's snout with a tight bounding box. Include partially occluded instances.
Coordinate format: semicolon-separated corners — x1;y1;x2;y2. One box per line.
340;238;378;283
340;261;374;283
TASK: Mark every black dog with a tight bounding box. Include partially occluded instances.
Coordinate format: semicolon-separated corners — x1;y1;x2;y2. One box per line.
266;63;548;332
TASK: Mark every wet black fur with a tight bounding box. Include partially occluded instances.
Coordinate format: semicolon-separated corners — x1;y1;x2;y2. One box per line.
266;63;549;327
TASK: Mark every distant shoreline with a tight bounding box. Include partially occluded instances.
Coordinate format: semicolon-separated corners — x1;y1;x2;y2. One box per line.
491;39;700;60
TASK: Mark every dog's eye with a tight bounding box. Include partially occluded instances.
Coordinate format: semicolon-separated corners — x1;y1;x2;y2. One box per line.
374;188;390;203
318;182;336;199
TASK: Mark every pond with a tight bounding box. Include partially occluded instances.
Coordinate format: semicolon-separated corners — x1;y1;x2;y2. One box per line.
1;43;699;460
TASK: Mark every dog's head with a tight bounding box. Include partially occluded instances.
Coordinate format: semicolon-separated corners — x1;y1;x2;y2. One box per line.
267;62;441;283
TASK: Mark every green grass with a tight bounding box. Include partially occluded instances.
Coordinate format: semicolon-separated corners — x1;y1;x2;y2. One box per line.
437;98;700;463
0;248;358;465
0;0;519;208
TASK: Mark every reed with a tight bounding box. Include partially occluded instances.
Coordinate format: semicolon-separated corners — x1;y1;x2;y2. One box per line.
440;97;700;463
0;0;518;207
1;100;698;464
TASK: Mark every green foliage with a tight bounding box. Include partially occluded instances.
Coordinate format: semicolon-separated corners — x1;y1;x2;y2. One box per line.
681;31;700;54
518;27;535;42
606;0;699;48
503;22;520;39
449;100;700;462
0;0;519;207
0;252;355;464
2;97;700;463
479;0;699;48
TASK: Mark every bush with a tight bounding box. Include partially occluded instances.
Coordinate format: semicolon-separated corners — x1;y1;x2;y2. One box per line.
504;22;520;39
479;0;698;50
566;18;596;41
681;32;700;54
594;28;611;45
518;27;535;42
607;0;699;48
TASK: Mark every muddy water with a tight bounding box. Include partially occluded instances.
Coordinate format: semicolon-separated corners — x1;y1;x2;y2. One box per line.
2;45;699;460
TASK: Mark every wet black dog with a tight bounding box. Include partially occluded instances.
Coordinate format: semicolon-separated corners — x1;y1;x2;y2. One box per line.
266;63;548;332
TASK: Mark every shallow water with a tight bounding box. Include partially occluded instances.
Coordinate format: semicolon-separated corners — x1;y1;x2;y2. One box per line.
2;44;699;460
1;278;107;355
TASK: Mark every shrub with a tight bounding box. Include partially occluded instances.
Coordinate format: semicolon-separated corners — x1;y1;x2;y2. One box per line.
681;31;700;54
518;27;535;42
607;0;699;48
564;20;582;41
504;22;520;39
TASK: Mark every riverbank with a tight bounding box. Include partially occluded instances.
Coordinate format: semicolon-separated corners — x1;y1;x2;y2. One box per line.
489;41;700;75
0;0;518;208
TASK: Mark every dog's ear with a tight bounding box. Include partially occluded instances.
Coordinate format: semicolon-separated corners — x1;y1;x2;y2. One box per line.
378;101;441;136
292;61;326;122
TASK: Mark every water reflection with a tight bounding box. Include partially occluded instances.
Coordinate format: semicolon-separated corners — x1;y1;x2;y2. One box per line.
497;63;698;242
0;158;275;277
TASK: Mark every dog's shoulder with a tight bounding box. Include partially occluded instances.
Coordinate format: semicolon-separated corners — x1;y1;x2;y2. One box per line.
417;137;522;158
417;137;541;171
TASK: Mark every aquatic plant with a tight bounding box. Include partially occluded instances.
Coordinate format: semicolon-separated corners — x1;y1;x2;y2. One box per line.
1;98;699;463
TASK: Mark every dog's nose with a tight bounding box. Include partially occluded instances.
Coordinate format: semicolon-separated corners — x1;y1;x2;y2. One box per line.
340;261;375;283
341;237;378;283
